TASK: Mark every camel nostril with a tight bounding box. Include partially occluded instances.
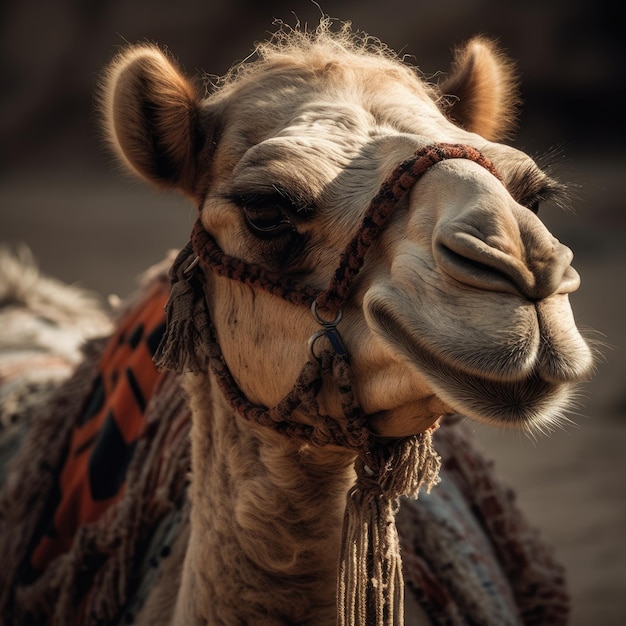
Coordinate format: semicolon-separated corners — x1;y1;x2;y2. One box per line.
434;226;578;300
435;237;524;297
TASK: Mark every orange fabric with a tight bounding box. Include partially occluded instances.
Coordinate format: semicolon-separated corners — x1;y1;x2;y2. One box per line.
30;283;168;571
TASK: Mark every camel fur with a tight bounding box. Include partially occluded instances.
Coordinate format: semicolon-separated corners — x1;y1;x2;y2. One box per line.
0;21;593;626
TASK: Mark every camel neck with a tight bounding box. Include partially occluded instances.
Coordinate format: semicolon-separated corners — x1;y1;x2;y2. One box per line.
175;373;356;625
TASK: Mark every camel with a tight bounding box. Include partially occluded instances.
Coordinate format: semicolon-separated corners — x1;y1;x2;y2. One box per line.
0;21;593;626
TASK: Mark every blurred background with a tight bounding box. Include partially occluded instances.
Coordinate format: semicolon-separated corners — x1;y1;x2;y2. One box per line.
1;1;624;623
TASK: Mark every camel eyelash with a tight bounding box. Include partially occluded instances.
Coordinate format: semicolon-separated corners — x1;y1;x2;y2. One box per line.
506;164;570;212
229;187;315;221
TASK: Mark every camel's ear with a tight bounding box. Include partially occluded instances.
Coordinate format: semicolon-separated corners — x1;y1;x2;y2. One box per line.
439;37;520;141
102;45;205;196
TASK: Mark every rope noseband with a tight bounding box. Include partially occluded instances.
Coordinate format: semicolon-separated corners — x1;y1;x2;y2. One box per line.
154;143;501;625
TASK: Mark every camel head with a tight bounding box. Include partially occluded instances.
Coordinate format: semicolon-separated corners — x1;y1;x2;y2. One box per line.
102;25;593;440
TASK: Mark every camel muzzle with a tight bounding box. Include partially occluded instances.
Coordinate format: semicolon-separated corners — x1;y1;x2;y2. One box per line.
435;224;579;301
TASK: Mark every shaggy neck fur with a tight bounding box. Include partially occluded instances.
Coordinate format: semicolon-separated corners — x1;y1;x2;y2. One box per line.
176;371;357;625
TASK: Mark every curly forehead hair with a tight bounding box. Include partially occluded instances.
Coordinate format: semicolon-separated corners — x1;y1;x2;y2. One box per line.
214;18;424;93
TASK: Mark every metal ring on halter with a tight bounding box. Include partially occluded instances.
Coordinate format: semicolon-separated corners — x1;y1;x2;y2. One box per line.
308;329;329;362
311;300;343;326
308;301;347;361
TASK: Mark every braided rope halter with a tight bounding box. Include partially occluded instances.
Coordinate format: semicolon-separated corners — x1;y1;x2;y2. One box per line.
154;143;501;625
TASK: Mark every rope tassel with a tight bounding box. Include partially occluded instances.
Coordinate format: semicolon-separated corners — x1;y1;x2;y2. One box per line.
153;242;211;374
338;432;441;626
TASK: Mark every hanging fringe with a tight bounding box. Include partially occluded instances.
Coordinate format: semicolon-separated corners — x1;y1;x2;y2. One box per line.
338;430;441;626
153;242;211;374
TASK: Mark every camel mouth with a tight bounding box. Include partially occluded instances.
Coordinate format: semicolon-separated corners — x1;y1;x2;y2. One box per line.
364;288;590;430
412;352;572;430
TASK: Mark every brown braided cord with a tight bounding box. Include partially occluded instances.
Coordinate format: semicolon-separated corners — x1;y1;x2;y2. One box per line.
165;143;502;451
191;224;320;307
317;143;501;313
153;241;373;449
188;143;501;316
155;142;501;626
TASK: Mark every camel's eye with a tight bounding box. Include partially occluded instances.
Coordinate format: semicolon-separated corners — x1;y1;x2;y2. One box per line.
232;190;305;240
243;205;293;237
235;194;309;270
508;164;568;216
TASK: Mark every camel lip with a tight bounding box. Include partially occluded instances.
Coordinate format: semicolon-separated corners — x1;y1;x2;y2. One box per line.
366;397;451;438
364;294;574;429
365;288;542;383
411;347;570;429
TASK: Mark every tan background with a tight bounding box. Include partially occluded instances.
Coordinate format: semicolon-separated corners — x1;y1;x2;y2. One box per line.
1;1;624;623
